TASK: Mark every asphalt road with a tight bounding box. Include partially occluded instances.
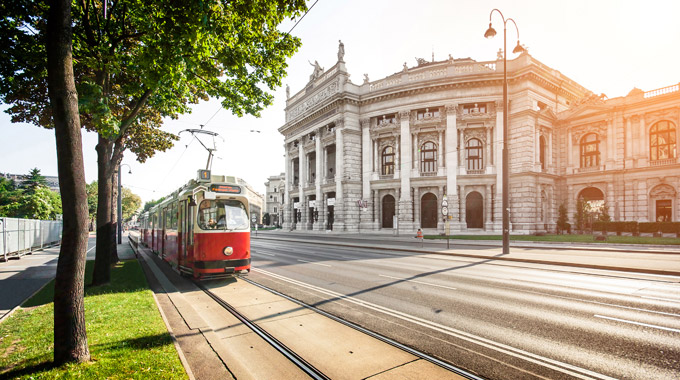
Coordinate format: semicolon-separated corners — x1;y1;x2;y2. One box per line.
248;237;680;380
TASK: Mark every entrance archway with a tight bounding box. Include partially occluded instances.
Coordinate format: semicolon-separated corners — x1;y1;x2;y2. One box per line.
421;193;438;228
382;194;395;228
466;192;483;228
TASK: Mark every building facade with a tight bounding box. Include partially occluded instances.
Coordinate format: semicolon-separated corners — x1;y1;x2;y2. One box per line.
264;173;285;226
278;42;679;233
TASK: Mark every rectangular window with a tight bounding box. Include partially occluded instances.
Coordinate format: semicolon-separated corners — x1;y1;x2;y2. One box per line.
656;200;672;222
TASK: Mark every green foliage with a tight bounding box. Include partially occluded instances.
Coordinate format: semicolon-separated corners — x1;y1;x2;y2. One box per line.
142;196;166;214
598;202;611;222
556;203;569;234
1;0;308;163
86;180;99;221
121;187;141;221
0;171;61;220
574;198;588;232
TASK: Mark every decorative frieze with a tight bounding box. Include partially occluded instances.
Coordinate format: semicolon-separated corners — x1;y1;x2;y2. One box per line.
287;79;340;122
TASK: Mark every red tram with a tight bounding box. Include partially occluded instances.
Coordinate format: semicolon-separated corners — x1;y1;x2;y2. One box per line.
139;173;250;279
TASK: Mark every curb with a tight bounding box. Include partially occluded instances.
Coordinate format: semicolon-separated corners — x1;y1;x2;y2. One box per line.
253;235;680;277
130;241;196;380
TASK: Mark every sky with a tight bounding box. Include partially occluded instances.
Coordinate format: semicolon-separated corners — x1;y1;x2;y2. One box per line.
1;0;678;206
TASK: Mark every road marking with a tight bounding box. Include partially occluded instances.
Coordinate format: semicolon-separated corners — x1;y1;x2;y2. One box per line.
379;274;457;291
641;296;680;304
594;315;680;333
297;259;332;267
256;268;616;380
257;252;277;257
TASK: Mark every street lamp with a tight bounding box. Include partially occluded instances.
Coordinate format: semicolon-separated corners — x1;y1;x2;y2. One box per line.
485;9;525;255
117;163;132;244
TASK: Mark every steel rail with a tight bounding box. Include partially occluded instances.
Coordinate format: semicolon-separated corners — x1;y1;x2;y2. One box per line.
242;278;486;380
196;283;331;380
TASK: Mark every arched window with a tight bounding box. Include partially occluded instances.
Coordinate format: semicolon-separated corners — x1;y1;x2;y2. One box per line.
650;121;677;161
466;138;483;171
539;136;547;170
382;146;395;175
420;141;437;173
580;133;600;168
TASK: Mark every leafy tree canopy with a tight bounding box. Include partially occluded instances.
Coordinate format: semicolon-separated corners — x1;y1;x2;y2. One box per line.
1;0;307;163
121;187;141;221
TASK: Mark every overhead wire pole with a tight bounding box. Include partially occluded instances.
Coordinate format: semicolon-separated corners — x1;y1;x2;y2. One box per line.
178;129;224;171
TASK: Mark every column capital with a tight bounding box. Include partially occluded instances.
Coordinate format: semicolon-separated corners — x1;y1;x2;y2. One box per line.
445;104;458;115
399;110;410;119
360;118;370;128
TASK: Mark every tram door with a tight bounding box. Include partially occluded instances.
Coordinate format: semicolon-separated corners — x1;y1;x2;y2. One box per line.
179;200;186;267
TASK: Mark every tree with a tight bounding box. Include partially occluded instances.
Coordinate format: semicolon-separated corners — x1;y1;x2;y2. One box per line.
86;180;98;229
556;203;569;234
1;0;308;285
46;0;91;364
574;198;588;233
23;167;48;193
121;187;141;221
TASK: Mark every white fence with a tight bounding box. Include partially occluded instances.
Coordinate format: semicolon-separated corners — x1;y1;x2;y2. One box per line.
0;217;62;261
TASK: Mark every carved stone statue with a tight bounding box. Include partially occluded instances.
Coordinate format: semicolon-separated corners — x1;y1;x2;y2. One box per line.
309;60;324;81
337;40;345;61
403;62;408;72
497;48;503;60
286;84;290;99
363;73;369;84
415;57;427;66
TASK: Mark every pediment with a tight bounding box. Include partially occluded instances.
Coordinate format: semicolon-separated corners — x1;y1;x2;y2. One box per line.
558;103;611;121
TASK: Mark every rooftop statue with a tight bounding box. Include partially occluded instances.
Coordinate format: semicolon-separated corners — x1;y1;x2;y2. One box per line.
309;60;324;81
338;40;345;62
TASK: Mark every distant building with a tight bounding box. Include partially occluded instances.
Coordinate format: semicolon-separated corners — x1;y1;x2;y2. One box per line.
236;178;264;225
1;173;60;193
264;173;285;226
277;41;679;233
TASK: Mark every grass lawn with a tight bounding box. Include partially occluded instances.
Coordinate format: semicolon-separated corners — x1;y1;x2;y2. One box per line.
0;259;187;379
424;234;680;245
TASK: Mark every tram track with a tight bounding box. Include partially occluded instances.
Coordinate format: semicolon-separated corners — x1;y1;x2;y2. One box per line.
198;276;483;380
196;281;331;380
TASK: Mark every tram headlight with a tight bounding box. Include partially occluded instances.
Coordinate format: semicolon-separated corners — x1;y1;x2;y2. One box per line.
223;246;234;256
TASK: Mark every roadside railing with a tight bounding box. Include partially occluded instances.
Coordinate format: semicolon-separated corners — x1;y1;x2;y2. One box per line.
0;217;63;262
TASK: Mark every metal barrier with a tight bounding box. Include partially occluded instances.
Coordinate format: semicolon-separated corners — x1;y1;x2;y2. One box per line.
0;217;63;261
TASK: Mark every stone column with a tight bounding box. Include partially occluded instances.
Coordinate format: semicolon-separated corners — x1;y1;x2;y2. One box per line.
438;130;444;175
437;186;445;231
485;184;493;230
445;104;460;230
547;131;553;172
624;116;633;167
606;118;614;170
398;110;414;232
283;143;292;229
567;129;573;169
315;128;323;230
361;118;373;230
488;126;494;172
335;123;345;231
373;138;378;174
414;187;420;228
395;136;401;178
534;126;540;171
413;133;419;175
298;139;306;229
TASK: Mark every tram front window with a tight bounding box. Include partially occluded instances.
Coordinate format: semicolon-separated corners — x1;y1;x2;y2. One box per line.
198;199;249;231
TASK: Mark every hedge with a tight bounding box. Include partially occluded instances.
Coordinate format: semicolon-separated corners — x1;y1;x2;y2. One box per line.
590;221;680;235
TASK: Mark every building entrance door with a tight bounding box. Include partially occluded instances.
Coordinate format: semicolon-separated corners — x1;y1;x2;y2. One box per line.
421;193;438;228
466;192;483;228
382;195;395;228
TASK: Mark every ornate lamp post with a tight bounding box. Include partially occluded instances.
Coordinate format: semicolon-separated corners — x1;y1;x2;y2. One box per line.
117;163;132;244
484;9;525;255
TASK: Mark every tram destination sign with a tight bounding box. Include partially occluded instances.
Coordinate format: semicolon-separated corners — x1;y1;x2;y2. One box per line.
209;184;242;194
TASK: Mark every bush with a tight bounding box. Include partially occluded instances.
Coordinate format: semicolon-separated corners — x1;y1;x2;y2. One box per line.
593;221;610;232
639;222;660;234
659;222;680;234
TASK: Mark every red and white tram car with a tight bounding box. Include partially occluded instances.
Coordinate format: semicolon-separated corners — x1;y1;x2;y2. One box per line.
139;173;251;279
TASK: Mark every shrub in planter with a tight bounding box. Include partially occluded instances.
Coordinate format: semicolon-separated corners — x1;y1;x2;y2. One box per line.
593;221;605;232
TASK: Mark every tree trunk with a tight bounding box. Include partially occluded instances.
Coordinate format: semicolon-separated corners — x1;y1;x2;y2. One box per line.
110;168;119;263
46;0;91;365
92;136;114;286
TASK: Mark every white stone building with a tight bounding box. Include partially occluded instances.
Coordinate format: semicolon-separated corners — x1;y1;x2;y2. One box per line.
264;173;285;226
278;42;679;233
